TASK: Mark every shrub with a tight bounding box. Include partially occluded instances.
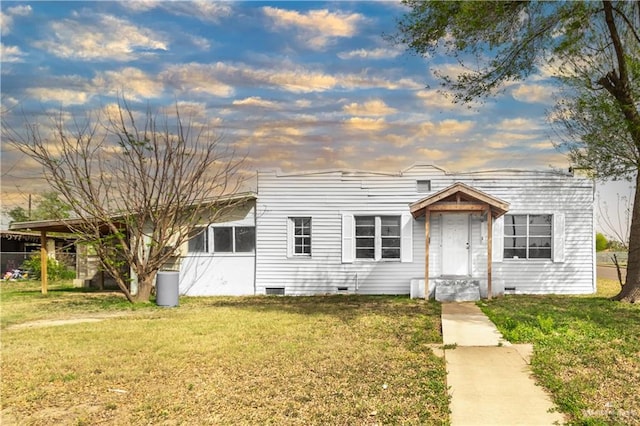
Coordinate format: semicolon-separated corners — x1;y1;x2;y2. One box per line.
595;233;608;252
21;254;75;281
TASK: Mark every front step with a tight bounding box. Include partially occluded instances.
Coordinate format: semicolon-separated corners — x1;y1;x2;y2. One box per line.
435;279;480;302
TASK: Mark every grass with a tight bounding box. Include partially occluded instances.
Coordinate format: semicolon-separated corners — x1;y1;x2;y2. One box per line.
0;280;147;329
1;280;449;425
480;278;640;425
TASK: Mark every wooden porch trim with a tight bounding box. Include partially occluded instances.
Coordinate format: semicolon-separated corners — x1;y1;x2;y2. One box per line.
424;210;430;299
426;203;487;212
487;208;493;300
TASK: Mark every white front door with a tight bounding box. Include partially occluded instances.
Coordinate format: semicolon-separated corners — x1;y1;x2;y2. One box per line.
441;213;470;276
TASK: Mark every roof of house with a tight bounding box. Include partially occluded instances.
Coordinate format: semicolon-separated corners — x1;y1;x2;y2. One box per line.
9;192;257;234
260;163;576;178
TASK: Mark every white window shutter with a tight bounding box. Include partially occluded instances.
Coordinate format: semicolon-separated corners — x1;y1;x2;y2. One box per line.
286;218;293;258
492;216;504;262
553;213;565;263
341;214;355;263
401;213;413;263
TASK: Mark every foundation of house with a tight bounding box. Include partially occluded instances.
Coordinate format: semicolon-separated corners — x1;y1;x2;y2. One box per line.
435;279;481;302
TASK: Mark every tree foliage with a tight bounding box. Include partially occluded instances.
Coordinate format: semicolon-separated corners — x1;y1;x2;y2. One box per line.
3;100;246;303
33;192;72;221
7;206;29;224
6;191;71;224
596;233;609;252
394;0;640;302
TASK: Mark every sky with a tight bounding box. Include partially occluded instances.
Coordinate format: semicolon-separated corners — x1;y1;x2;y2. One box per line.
0;1;633;239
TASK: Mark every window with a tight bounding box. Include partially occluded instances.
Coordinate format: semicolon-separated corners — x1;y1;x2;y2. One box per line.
417;180;431;192
235;227;256;253
213;227;233;252
381;216;401;259
290;217;312;256
189;226;254;254
355;216;375;259
355;216;401;260
342;213;412;263
504;214;552;259
188;228;207;253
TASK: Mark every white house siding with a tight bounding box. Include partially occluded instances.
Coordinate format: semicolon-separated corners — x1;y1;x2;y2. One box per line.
255;165;595;296
179;203;256;296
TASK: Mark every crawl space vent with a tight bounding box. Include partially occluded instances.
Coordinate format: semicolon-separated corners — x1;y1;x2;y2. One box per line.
265;287;285;296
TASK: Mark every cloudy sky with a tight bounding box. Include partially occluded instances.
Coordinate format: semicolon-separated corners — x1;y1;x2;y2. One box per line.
0;1;632;237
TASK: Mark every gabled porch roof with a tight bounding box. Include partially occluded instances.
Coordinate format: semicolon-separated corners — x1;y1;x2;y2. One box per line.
410;182;509;219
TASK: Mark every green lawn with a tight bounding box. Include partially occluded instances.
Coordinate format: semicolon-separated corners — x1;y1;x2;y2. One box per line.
0;281;448;425
4;278;638;425
480;279;640;425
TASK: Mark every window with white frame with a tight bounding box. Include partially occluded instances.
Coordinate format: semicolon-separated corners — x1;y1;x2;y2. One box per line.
213;227;233;252
290;217;312;256
381;216;401;259
355;216;375;259
234;227;256;252
213;226;255;253
188;226;255;254
355;216;401;260
503;214;552;259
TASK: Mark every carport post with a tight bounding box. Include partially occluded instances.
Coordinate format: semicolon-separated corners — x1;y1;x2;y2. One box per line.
40;230;48;295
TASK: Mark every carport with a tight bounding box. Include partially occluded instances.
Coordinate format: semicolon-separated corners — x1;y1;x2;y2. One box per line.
9;218;126;294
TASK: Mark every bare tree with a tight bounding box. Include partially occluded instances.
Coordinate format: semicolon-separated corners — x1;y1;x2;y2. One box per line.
3;100;246;302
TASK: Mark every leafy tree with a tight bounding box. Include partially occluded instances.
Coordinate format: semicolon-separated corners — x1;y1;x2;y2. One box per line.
7;206;29;223
6;191;71;224
596;233;609;252
393;0;639;302
32;192;71;220
3;100;246;303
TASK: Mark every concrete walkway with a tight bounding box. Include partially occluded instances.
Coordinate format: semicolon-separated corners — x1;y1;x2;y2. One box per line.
442;303;564;425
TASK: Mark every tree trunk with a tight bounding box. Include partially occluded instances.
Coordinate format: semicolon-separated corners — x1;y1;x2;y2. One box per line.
614;172;640;303
133;274;155;303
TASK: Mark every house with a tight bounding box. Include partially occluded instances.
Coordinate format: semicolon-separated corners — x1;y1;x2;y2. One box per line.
178;164;596;300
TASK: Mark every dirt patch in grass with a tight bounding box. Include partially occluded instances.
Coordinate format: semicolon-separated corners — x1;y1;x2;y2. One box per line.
1;291;448;425
5;311;140;330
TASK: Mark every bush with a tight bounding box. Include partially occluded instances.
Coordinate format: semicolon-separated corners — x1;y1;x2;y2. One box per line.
21;254;75;281
595;233;608;252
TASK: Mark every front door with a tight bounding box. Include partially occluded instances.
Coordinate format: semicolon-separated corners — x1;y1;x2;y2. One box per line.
441;213;470;276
